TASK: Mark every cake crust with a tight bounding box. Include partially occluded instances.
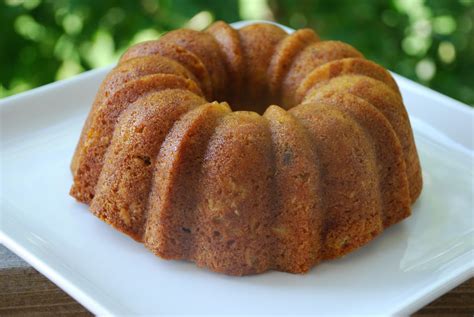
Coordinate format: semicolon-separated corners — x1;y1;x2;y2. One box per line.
70;21;422;275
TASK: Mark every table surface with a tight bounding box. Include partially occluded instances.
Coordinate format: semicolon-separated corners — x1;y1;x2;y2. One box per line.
0;244;472;315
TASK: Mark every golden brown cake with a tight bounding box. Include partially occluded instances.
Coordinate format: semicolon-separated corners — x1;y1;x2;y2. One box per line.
70;21;422;276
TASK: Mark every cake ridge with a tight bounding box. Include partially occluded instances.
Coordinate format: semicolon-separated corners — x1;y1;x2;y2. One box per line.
290;103;383;258
190;111;275;275
144;102;231;259
159;28;228;101
70;74;203;203
264;105;323;272
90;89;206;240
72;54;195;174
294;57;400;104
205;21;244;104
120;40;214;99
304;74;422;202
268;28;320;102
281;40;364;108
306;90;411;226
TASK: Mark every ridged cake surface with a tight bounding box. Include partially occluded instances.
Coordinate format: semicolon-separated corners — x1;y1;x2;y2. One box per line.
71;21;422;275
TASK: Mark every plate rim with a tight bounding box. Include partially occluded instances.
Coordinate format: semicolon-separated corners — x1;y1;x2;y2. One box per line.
0;229;117;315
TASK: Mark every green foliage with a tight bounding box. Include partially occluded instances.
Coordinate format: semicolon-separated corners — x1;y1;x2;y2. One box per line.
1;0;473;106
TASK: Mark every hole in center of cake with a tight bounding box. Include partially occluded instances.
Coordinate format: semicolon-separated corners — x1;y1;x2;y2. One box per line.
223;94;281;115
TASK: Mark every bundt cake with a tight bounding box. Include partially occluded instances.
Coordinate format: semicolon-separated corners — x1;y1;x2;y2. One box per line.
70;21;422;275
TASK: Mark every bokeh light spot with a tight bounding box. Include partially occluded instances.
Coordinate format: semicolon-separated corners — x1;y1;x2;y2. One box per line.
14;15;46;41
185;11;214;30
5;0;24;6
130;29;162;45
7;0;42;9
81;29;117;68
54;35;76;61
402;35;431;56
8;79;33;96
416;58;436;81
63;14;83;35
23;0;41;10
56;59;84;80
239;0;273;20
438;41;456;64
433;16;457;35
413;19;432;37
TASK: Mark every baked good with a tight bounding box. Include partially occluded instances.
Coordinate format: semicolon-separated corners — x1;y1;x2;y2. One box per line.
70;21;422;275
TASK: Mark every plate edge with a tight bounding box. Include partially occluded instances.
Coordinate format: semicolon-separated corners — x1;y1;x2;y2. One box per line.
0;229;118;315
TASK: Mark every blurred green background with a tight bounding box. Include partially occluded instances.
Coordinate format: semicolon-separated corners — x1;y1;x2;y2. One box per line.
1;0;473;106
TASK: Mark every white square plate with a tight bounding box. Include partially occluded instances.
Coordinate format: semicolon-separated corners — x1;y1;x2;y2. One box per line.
1;21;473;316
